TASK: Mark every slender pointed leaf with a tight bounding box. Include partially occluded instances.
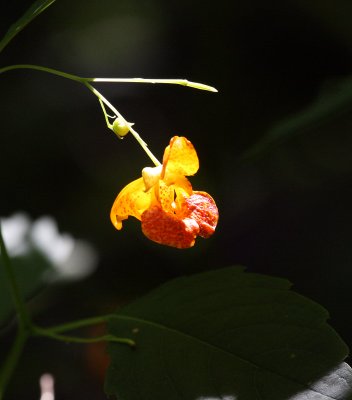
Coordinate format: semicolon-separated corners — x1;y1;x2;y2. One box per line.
0;0;56;54
106;266;352;400
239;77;352;162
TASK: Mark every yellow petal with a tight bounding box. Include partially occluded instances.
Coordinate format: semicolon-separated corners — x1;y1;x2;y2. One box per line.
173;175;193;195
162;136;199;180
110;177;152;230
157;176;193;214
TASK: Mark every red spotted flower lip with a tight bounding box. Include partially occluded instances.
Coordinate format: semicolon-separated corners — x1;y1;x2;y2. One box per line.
110;136;219;248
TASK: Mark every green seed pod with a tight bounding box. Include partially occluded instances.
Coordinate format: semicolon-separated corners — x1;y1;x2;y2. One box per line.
112;118;130;138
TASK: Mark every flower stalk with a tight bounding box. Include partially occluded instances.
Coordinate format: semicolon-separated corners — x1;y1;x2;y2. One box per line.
0;0;218;395
0;64;216;167
0;223;134;398
0;222;31;330
32;325;135;347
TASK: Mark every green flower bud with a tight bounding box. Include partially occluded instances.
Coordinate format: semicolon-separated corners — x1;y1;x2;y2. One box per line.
112;118;130;138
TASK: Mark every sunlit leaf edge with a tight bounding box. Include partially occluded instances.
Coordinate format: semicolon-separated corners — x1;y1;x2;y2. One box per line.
0;0;56;53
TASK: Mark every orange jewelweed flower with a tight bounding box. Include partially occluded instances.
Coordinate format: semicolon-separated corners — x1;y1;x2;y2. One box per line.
110;136;219;248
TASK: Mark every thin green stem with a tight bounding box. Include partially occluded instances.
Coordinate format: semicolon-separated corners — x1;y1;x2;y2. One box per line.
0;64;85;83
0;329;28;400
0;222;31;330
32;325;135;347
0;64;217;166
129;125;161;166
0;313;132;398
0;64;161;166
98;98;115;128
0;65;218;92
83;81;161;166
0;222;32;400
90;77;218;92
40;314;113;334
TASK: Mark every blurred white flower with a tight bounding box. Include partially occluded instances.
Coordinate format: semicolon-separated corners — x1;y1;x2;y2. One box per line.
39;373;55;400
1;212;31;256
31;217;75;266
1;212;98;282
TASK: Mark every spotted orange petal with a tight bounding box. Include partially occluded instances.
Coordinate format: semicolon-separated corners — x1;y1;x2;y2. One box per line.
157;180;175;214
110;177;152;230
141;206;200;249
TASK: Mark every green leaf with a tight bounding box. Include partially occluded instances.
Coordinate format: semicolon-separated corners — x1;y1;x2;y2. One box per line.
0;0;56;54
105;266;352;400
239;77;352;162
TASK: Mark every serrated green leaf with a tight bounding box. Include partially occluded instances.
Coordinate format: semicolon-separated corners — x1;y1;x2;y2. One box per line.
105;266;352;400
0;0;56;54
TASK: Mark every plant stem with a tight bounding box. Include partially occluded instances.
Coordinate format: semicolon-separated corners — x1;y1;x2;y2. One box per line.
0;223;31;330
39;314;113;333
0;64;85;83
0;64;161;165
0;329;28;400
32;325;135;347
91;77;218;92
82;81;161;166
0;65;217;92
0;223;32;400
0;64;217;166
31;314;135;347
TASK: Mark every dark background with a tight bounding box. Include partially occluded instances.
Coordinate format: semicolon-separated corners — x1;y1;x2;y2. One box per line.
2;0;352;398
